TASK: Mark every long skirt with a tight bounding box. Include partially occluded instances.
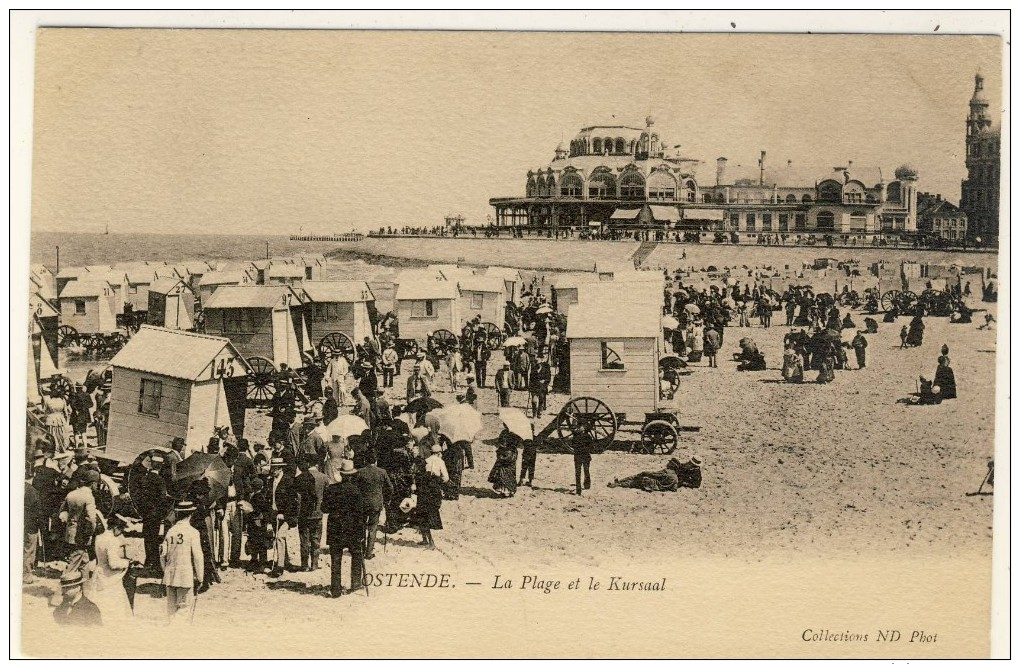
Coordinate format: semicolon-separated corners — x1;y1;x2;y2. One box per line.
488;450;518;497
413;475;444;531
442;447;464;500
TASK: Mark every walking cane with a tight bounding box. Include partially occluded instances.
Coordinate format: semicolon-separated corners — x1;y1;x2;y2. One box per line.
974;463;994;495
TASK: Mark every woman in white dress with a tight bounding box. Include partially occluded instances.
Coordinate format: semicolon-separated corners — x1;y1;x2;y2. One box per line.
90;516;136;622
43;388;71;453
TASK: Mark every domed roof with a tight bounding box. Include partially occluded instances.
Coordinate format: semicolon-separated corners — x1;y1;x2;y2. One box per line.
894;165;919;180
645;115;655;126
555;141;567;152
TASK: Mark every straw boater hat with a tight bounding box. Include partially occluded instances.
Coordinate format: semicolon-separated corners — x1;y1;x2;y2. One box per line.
60;570;86;588
430;443;442;453
690;456;702;466
339;459;357;475
270;457;286;468
174;499;197;514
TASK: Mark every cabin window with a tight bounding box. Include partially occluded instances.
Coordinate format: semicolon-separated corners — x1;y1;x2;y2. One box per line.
74;300;86;316
471;293;484;310
411;300;437;318
222;309;255;333
600;341;626;370
138;378;162;416
305;267;313;280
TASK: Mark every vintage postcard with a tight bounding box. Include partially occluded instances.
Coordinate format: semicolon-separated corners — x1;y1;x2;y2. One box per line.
13;12;1009;659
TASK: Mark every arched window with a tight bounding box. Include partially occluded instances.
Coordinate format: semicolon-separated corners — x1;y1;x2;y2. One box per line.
526;177;537;198
715;192;725;204
785;194;797;203
816;211;835;230
702;194;712;203
603;138;613;154
818;180;842;203
628;140;636;154
559;172;584;198
593;138;602;154
802;194;813;203
886;182;901;204
543;175;556;197
614;138;625;154
588;171;617;200
647;171;677;201
684;179;697;203
620;171;645;200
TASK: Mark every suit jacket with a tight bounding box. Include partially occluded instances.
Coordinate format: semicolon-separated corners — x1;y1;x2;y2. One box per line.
294;469;326;520
61;486;97;546
406;374;431;401
356;465;393;513
322;397;339;425
135;470;168;520
270;473;299;525
160;519;204;588
53;596;103;627
322;479;367;546
231;455;255;501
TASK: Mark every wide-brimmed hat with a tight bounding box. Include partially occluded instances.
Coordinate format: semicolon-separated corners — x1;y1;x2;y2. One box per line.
690;456;702;466
339;459;357;475
430;443;442;453
170;437;186;448
60;571;86;588
270;457;286;467
174;499;197;514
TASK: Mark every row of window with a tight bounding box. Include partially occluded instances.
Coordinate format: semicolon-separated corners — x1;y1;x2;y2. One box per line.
408;295;483;319
729;212;809;231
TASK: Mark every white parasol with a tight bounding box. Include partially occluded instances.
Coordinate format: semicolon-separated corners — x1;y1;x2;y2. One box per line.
436;402;483;442
685;303;701;314
661;316;679;330
498;408;534;441
502;336;527;347
326;413;369;440
535;304;553;314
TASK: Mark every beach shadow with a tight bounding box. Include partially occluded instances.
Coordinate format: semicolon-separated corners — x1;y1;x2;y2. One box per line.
457;485;503;500
265;579;332;597
530;486;580;495
965;491;993;497
22;583;55;599
759;378;810;384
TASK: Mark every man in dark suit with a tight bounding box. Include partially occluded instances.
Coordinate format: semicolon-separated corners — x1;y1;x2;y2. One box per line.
356;453;393;560
322;387;340;426
472;338;491;387
495;363;514;407
53;570;102;627
529;355;552;417
294;455;327;571
572;424;595;496
321;460;367;597
135;454;169;569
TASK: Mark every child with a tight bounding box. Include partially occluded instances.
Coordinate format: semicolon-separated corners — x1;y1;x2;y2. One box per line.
899;325;909;349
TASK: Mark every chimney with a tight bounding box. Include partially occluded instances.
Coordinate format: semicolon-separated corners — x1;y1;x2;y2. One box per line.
758;151;767;186
716;157;728;186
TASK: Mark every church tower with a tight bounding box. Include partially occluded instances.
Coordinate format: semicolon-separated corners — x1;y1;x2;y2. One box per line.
961;73;1000;242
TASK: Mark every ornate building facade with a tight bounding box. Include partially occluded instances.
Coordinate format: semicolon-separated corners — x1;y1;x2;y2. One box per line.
960;73;1001;242
490;116;919;237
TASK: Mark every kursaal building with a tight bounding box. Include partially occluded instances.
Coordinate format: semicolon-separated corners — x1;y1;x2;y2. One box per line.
490;115;922;238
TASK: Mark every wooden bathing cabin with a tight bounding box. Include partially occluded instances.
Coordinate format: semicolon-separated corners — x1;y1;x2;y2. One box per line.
200;284;309;370
58;279;118;334
301;280;377;350
147;278;197;331
393;272;461;341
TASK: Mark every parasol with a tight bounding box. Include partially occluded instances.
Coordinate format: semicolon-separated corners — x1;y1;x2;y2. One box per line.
405;397;444;414
502;336;527;348
171;453;231;503
535;304;553;315
685;303;700;314
659;355;687;371
661;316;679;330
436;402;483;442
498;408;534;441
326;413;370;440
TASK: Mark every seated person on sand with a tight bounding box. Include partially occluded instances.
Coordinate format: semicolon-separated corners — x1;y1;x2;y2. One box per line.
841;312;856;329
977;313;996;330
917;376;943;405
737;351;767;372
781;348;805;383
732;339;759;362
608;457;702;492
949;302;973;324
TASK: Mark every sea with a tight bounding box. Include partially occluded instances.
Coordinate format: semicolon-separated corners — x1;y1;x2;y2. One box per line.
29;231;343;271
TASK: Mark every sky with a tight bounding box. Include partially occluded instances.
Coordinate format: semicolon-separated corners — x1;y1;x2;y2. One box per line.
29;30;1002;235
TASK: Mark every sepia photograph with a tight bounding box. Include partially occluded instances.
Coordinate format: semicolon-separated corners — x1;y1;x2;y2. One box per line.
12;11;1009;659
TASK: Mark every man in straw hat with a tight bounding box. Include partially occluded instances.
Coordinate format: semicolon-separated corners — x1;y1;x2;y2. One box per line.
321;459;367;597
160;499;204;624
53;569;102;627
494;362;514;407
268;457;299;578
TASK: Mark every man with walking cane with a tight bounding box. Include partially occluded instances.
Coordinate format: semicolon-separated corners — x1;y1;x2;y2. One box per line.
321;460;368;598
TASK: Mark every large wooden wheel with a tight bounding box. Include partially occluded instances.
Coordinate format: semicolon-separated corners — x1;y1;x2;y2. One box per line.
57;325;79;347
397;338;419;359
246;356;277;405
480;322;503;350
899;290;919;313
318;332;357;363
431;329;457;356
880;290;900;312
555;396;618;453
638;420;679;455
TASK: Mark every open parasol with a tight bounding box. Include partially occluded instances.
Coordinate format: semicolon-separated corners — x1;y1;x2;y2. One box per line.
661;316;679;330
326;413;370;440
659;355;687;371
502;336;527;348
171;453;231;503
498;408;534;441
685;303;701;314
405;396;444;414
535;304;553;315
436;402;483;442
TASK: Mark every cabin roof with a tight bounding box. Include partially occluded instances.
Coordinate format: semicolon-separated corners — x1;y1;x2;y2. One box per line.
267;263;306;278
83;267;128;284
56;266;88;280
394;276;460;301
457;274;506;293
566;298;661;339
59;279;113;298
173;261;211;276
483;266;522;282
30;292;59;317
550;272;600;290
202;285;302;310
199;270;251;287
148;278;189;296
301;280;375;303
111;325;250;381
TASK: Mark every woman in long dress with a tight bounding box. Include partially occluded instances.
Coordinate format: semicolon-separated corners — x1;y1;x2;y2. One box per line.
90;516;135;622
782;348;804;383
42;388;71;453
440;434;463;501
414;443;448;548
489;426;520;498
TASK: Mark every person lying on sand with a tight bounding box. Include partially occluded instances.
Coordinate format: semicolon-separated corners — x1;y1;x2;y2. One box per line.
607;457;702;492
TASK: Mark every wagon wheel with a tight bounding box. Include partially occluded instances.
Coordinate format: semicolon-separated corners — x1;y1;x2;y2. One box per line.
318;332;357;363
639;420;678;455
880;290;900;312
665;369;681;395
399;339;419;359
899;290;918;313
57;325;79;348
480;322;503;350
555;396;617;453
104;332;128;356
246;356;278;406
431;329;457;357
